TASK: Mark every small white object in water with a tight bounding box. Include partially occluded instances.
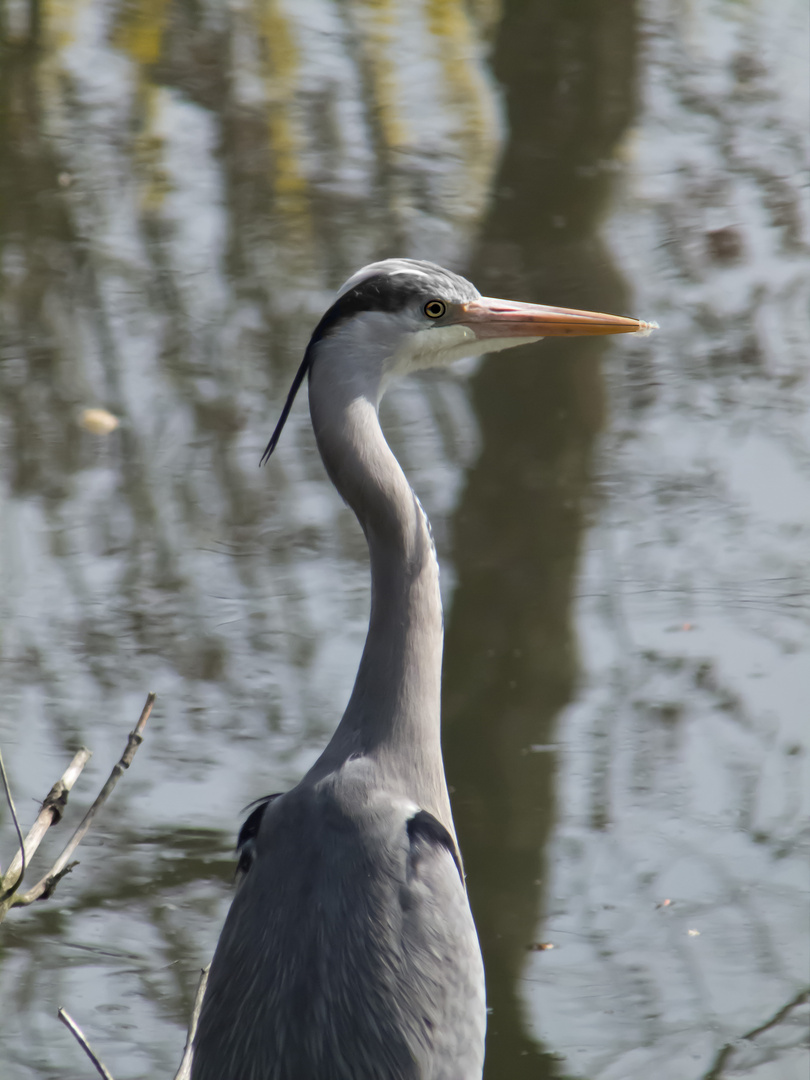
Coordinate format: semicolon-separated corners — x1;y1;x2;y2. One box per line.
80;408;119;435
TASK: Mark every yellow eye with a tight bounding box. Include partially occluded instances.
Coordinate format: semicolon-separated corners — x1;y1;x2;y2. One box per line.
424;299;446;319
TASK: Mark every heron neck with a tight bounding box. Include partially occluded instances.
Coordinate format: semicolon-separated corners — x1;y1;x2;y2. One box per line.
305;365;452;827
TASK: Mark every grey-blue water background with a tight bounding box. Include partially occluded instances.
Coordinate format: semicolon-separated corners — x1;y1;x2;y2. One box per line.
1;1;808;1077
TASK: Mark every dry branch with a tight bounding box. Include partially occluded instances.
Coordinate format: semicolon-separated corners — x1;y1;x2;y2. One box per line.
14;692;155;906
0;746;26;901
58;1007;116;1080
56;960;208;1080
174;965;210;1080
0;692;155;919
2;690;215;1079
703;985;810;1079
3;748;92;890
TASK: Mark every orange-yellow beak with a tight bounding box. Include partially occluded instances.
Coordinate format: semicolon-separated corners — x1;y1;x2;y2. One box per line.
457;296;656;339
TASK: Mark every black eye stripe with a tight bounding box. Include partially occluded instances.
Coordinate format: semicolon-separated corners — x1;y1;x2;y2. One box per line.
424;300;446;319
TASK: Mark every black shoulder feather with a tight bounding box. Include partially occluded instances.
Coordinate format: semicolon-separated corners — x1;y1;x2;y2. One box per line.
236;794;283;878
407;810;463;884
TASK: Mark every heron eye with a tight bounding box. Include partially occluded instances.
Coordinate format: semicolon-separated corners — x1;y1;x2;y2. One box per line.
424;299;446;319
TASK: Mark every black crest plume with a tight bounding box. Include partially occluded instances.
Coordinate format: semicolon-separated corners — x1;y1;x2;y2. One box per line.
259;352;311;466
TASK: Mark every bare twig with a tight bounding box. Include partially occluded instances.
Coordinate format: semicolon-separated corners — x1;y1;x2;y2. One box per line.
703;985;810;1079
58;1007;116;1080
174;965;210;1080
0;746;26;901
3;748;92;895
12;692;156;908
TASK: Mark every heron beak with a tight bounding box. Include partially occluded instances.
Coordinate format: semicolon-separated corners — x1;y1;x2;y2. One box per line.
458;297;656;338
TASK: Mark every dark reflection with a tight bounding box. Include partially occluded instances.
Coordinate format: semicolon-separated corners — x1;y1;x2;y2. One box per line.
443;2;639;1075
2;0;806;1075
0;34;80;500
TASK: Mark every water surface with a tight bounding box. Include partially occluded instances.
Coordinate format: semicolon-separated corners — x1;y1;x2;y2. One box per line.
0;1;807;1077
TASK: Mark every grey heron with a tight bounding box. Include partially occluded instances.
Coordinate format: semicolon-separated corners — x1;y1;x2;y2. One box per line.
191;259;651;1080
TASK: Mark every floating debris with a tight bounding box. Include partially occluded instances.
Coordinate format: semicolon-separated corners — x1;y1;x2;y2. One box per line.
80;408;119;435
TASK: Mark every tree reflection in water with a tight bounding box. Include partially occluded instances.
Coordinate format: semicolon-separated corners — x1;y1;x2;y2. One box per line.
0;0;808;1078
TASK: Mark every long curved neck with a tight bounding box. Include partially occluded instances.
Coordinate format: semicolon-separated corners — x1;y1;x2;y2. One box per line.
304;349;452;827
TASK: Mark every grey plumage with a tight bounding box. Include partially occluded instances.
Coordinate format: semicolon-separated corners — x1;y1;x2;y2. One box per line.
195;768;485;1080
191;260;649;1080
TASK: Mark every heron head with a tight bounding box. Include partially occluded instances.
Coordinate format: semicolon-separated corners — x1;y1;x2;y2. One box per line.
261;258;655;464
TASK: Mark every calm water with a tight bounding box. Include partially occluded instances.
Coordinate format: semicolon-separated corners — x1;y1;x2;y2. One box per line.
1;1;808;1077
